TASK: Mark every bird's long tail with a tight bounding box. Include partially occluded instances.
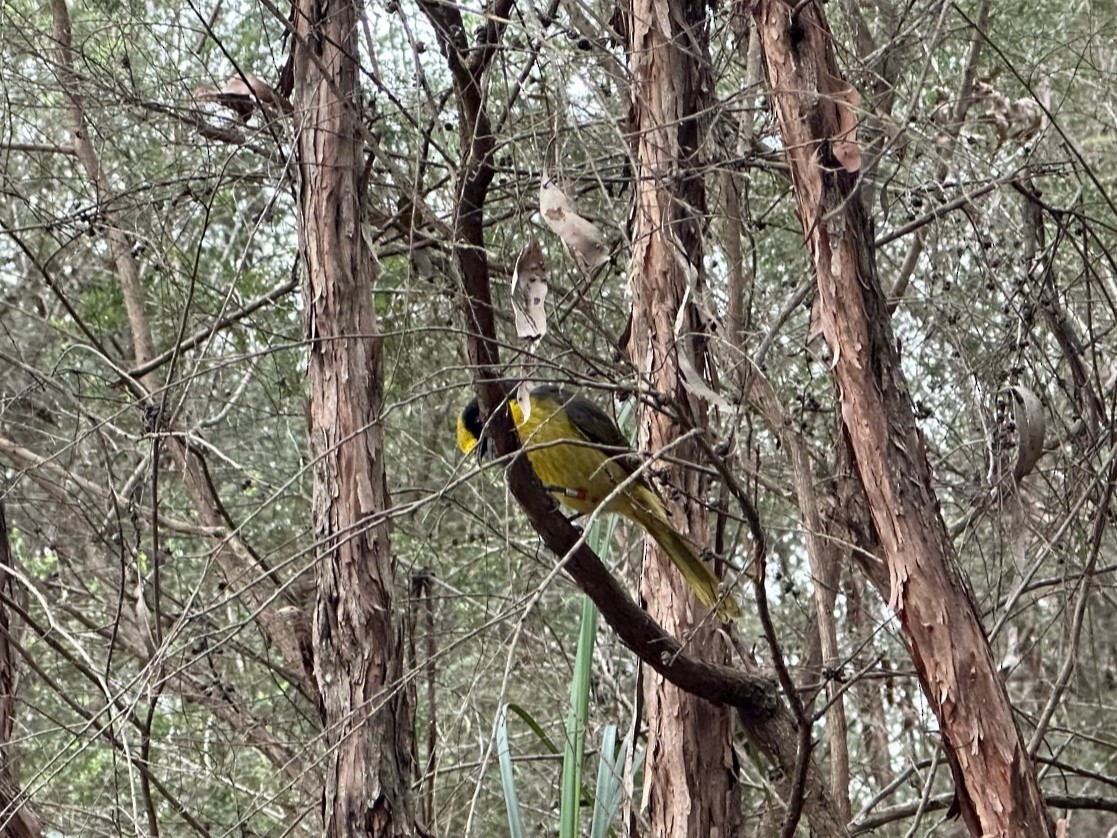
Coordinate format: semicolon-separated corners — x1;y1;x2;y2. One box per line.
628;494;742;621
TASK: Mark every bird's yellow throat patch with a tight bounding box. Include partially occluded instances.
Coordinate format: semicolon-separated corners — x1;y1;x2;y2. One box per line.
456;414;478;456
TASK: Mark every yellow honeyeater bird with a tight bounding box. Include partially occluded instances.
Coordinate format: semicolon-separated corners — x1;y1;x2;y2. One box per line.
456;386;741;620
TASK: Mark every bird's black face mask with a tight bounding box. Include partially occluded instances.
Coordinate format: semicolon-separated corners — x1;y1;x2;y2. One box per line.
461;398;490;461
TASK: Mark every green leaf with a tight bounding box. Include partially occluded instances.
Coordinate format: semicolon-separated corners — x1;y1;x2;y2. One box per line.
559;592;598;838
554;510;619;837
506;702;560;755
590;725;623;838
496;704;526;838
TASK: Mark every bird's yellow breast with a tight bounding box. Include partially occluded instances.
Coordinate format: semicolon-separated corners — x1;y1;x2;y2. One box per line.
510;396;643;516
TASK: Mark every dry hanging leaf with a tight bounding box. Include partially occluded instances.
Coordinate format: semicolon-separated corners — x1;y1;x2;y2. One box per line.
539;178;611;269
1007;385;1045;481
989;384;1046;484
1008;97;1043;142
190;84;221;107
515;380;534;424
511;237;549;340
189;85;248;143
976;81;1043;145
194;73;291;123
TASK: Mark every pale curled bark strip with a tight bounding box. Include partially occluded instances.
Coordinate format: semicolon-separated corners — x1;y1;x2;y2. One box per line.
753;0;1052;834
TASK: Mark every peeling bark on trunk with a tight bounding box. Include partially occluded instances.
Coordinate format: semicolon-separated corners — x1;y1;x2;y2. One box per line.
753;1;1051;834
292;3;413;834
624;0;740;833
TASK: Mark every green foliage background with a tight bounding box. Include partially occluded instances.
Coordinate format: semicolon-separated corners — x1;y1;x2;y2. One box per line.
0;0;1115;833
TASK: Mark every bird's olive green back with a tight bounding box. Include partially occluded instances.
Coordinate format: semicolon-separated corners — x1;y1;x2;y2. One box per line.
529;387;641;473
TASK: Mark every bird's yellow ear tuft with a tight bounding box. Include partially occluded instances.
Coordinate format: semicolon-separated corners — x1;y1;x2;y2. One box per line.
508;396;526;426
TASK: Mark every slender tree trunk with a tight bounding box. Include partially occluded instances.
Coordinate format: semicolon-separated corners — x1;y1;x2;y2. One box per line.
0;504;40;838
753;1;1051;834
292;4;413;835
625;0;740;833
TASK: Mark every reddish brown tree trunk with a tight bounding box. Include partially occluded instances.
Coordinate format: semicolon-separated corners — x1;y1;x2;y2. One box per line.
625;0;740;833
753;1;1051;834
292;5;413;835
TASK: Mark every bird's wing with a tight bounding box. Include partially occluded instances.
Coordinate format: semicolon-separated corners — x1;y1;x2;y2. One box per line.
557;392;644;476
